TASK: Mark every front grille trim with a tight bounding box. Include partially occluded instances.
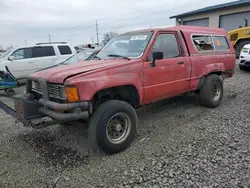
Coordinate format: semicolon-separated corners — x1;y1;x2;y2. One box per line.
32;81;65;100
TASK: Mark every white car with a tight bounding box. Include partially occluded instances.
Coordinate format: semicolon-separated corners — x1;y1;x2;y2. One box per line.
239;44;250;70
0;42;76;80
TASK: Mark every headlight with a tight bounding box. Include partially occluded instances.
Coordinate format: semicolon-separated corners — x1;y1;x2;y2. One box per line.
32;81;36;90
65;86;79;102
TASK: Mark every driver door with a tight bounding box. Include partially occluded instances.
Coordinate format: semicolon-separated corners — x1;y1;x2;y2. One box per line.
6;47;36;79
143;32;191;103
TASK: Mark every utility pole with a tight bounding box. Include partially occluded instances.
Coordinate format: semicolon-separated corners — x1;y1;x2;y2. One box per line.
48;34;51;43
96;20;99;45
24;39;27;45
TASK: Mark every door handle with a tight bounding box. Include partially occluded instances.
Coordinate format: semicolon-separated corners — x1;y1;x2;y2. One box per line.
177;61;184;65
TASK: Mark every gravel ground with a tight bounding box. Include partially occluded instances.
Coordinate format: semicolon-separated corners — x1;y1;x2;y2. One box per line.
0;61;249;188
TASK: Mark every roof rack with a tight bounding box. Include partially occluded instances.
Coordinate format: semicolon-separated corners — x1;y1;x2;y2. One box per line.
36;42;67;45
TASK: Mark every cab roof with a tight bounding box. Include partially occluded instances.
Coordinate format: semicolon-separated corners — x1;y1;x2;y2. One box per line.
123;26;226;35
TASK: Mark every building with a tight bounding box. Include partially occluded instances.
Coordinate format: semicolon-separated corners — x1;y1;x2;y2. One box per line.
170;0;250;31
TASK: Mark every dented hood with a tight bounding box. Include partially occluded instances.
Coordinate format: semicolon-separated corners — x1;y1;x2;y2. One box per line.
31;60;123;83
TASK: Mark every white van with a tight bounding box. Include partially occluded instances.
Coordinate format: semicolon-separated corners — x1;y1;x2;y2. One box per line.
0;42;76;80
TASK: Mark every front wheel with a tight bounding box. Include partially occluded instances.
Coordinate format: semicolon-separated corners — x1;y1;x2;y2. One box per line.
88;100;137;154
199;74;223;108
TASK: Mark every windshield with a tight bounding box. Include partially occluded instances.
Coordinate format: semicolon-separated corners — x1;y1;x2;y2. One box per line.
97;32;153;59
62;50;95;65
0;48;13;59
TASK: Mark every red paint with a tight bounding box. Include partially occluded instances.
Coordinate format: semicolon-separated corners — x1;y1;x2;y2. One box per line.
32;26;235;105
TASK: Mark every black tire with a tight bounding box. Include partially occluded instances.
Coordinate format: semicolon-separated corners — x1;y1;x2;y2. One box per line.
88;100;137;155
6;88;15;96
60;122;72;127
199;74;223;108
235;40;250;58
239;64;245;70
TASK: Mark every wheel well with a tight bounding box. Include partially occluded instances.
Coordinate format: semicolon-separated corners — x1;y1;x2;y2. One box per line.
92;85;140;111
196;72;222;91
235;38;250;48
208;71;222;76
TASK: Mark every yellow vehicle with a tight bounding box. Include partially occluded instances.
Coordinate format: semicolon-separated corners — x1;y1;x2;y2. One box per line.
228;26;250;58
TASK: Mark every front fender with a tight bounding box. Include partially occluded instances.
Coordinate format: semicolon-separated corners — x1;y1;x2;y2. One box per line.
65;72;143;103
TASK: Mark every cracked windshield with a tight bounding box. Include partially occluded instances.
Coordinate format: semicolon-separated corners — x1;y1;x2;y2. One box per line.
0;0;249;187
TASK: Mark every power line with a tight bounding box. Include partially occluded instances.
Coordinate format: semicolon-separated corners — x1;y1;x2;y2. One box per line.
79;1;176;26
58;2;175;31
3;2;179;46
39;3;176;38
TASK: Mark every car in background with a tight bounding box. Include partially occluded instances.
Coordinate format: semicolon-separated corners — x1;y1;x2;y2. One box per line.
239;44;250;70
0;42;76;80
36;49;100;72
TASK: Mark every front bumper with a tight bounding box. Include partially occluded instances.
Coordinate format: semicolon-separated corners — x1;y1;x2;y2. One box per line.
0;77;90;129
239;55;250;67
38;99;89;121
25;77;90;121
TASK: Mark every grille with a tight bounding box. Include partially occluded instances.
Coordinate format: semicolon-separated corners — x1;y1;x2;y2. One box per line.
32;81;65;100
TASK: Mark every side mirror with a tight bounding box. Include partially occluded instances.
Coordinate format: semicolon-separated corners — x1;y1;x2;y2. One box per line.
8;56;15;61
151;52;163;67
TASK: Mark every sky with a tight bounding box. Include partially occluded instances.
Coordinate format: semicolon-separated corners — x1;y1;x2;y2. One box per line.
0;0;235;48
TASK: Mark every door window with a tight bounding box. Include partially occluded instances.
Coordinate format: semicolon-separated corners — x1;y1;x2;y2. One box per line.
149;34;180;60
11;48;32;60
58;45;72;55
32;46;55;58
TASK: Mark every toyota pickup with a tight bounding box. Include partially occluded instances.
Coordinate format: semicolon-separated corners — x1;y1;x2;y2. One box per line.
0;26;236;154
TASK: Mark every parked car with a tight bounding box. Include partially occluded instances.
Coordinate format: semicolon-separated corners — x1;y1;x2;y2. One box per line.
239;44;250;70
0;42;76;80
0;26;235;155
36;49;100;72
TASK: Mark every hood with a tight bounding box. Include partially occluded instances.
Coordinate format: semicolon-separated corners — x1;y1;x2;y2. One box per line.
36;64;61;72
244;44;250;49
31;59;128;83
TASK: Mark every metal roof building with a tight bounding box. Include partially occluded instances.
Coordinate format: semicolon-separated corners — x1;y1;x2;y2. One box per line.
170;0;250;31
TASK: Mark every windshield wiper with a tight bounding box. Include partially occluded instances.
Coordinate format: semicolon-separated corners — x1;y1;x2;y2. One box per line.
92;55;101;60
108;54;130;60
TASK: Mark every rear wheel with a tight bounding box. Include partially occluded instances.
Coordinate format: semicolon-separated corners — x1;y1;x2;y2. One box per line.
199;74;223;108
88;100;137;154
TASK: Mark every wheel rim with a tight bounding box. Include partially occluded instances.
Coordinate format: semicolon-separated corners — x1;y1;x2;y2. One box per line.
106;113;131;144
212;83;221;101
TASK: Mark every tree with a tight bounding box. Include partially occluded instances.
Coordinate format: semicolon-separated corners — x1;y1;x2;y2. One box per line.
102;32;118;45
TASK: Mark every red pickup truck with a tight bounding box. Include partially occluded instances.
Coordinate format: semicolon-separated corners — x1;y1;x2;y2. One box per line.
0;26;235;154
